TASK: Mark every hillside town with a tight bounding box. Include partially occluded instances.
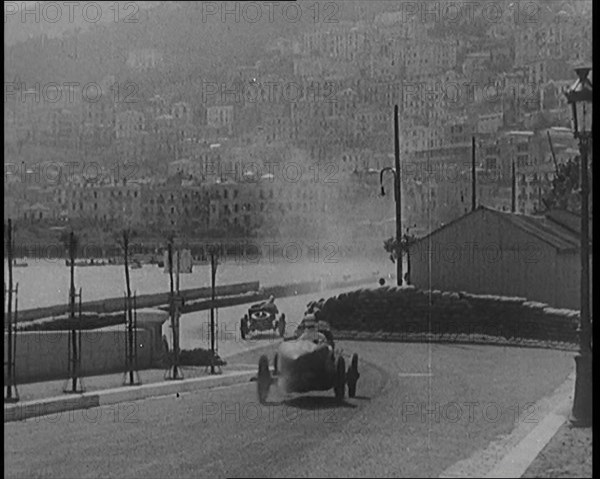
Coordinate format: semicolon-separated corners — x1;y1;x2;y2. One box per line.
4;2;593;477
4;1;592;250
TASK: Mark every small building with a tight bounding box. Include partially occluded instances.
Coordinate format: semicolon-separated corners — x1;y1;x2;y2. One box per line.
409;206;591;310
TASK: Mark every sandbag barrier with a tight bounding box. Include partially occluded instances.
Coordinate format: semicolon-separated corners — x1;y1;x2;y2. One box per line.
313;286;581;351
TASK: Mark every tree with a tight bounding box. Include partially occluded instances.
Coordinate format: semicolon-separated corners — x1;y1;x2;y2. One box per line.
542;156;592;215
383;228;417;284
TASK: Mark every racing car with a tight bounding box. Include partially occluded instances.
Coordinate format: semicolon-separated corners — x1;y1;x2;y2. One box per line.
256;317;359;404
240;296;286;339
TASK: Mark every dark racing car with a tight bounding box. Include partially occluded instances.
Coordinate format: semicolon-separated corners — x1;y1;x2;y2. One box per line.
256;316;359;404
240;296;286;339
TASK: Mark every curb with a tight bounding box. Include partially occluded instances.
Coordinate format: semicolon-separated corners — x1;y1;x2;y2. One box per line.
332;331;578;351
439;372;575;478
4;370;255;423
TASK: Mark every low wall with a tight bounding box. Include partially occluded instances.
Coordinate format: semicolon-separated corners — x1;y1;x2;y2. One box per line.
17;281;259;322
4;329;152;384
5;309;169;384
318;286;581;346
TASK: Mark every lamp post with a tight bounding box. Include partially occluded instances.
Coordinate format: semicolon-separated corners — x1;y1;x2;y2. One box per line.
379;105;402;286
564;65;592;427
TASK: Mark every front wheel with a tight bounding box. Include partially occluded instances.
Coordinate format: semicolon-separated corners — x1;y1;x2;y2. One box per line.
240;318;247;340
334;356;346;402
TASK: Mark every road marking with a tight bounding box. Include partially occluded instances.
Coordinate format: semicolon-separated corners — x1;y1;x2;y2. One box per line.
398;373;433;377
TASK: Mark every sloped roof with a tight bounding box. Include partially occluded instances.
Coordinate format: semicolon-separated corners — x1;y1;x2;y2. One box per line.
494;210;580;251
414;206;586;253
545;209;593;241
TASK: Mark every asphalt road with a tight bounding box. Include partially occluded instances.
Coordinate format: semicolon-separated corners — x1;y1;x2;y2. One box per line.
172;284;378;357
5;341;574;478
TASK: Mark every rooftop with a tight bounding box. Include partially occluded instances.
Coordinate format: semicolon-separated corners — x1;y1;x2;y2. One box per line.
415;206;590;253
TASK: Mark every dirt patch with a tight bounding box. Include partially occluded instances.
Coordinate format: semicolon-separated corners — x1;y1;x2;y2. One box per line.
522;422;592;478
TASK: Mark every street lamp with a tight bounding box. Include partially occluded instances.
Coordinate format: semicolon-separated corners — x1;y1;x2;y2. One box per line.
564;65;592;427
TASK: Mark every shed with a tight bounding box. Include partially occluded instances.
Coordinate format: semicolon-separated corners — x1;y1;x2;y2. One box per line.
409;206;591;310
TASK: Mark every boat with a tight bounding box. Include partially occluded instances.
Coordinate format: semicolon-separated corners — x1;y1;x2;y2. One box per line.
65;259;108;267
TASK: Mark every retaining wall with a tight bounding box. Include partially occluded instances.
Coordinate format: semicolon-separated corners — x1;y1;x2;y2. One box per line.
5;309;169;384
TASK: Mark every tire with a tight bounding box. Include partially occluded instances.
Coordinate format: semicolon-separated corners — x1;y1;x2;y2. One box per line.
347;353;359;398
240;318;247;340
279;319;286;338
273;353;278;375
257;355;271;404
334;356;346;402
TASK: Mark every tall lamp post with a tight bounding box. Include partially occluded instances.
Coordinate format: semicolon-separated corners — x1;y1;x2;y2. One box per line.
379;105;402;286
564;66;592;427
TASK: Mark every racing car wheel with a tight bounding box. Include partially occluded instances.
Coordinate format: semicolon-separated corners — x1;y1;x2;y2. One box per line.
347;353;359;398
334;356;346;402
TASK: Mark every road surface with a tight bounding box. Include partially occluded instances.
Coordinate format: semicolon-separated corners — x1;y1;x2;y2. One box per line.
5;341;574;478
171;284;377;357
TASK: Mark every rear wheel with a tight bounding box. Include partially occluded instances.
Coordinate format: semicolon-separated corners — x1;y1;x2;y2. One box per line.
240;318;247;340
257;355;271;404
334;356;346;402
347;353;359;398
278;317;286;337
273;353;278;375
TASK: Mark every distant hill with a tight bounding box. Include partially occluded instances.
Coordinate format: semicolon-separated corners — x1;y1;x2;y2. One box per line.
4;1;401;85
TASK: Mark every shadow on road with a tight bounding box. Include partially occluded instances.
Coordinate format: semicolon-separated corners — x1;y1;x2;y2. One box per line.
351;395;371;401
284;396;357;410
245;332;282;341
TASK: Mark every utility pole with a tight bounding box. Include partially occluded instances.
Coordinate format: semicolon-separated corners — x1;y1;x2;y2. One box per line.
166;238;182;380
394;105;403;286
511;159;517;213
210;250;217;374
5;219;19;402
379;105;403;286
472;136;477;211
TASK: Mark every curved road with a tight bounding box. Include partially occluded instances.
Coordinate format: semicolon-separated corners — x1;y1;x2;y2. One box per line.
5;341;574;478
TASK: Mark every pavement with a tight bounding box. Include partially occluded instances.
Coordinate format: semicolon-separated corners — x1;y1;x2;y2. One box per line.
5;340;584;478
